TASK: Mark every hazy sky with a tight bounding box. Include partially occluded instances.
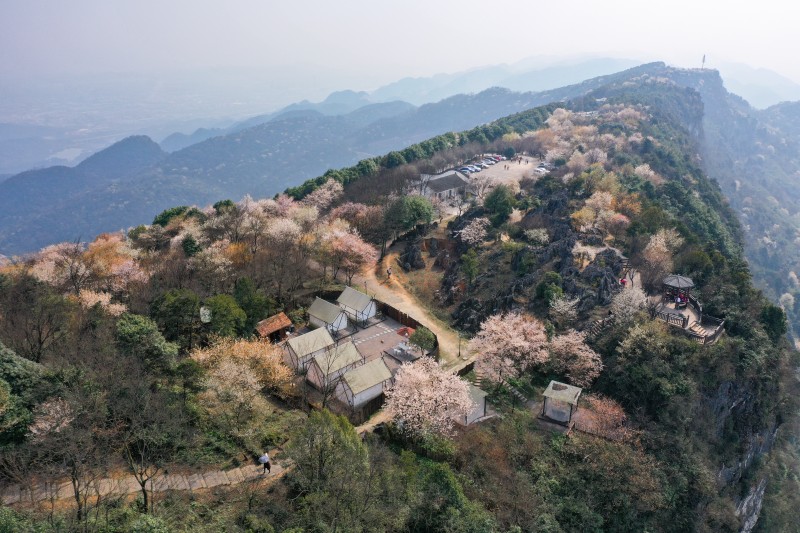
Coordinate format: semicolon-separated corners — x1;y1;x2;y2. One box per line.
2;0;800;87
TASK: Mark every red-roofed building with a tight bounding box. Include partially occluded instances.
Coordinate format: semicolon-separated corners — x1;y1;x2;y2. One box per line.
255;312;293;342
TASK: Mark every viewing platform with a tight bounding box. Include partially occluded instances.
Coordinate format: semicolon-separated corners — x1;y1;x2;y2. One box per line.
651;275;725;345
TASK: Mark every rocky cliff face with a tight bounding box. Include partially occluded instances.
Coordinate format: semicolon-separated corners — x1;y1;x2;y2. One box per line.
736;478;767;533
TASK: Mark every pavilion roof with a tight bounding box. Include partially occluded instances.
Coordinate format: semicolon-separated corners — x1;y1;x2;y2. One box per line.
543;380;582;405
663;274;695;289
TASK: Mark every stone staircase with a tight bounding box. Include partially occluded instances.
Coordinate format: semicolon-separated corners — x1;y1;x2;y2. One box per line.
587;314;616;338
472;367;529;406
1;459;286;506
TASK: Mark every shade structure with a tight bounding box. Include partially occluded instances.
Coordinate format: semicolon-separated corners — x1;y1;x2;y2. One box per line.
663;274;695;290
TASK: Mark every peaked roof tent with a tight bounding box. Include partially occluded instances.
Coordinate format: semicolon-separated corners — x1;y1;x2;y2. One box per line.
542;381;582;405
312;342;362;376
287;327;335;358
308;297;345;324
255;312;292;337
663;274;695;290
337;286;373;312
342;358;392;395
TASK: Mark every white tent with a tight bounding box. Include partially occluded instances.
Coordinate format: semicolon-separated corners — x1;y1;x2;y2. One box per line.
337;286;377;324
308;297;349;334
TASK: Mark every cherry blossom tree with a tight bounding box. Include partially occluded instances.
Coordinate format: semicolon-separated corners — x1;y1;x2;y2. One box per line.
384;358;473;438
30;242;96;295
634;163;663;185
549;295;579;329
469;313;549;383
336;232;379;285
75;290;127;316
610;286;649;324
328;202;386;245
301;179;344;212
28;397;74;441
458;217;490;246
548;330;603;387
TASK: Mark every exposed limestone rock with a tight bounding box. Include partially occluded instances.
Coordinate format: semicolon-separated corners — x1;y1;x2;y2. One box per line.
736;478;767;533
399;240;426;271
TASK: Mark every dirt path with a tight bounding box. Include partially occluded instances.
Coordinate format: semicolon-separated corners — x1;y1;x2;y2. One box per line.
354;249;469;370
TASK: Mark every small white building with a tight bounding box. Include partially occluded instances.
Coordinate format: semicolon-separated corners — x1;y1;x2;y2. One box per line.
337;286;377;325
455;384;488;426
286;327;336;371
419;170;469;200
541;380;582;425
308;297;349;334
335;358;392;409
307;341;364;392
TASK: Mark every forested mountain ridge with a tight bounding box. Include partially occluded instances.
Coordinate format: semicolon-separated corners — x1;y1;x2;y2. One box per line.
1;69;797;531
628;67;800;344
0;63;668;257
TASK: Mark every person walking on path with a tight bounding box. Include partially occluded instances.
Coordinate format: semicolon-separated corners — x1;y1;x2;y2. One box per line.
387;266;392;280
259;452;271;474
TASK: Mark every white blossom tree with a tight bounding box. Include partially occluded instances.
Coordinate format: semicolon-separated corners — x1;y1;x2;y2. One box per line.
610;286;649;324
549;295;579;329
384;358;473;438
458;217;490;246
469;313;549;383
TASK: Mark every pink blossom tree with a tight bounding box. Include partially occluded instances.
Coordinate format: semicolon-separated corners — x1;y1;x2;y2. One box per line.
301;179;344;212
468;313;549;384
548;330;603;387
384;358;473;438
336;232;379;284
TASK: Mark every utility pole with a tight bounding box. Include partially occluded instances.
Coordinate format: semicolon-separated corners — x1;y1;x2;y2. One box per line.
701;54;706;70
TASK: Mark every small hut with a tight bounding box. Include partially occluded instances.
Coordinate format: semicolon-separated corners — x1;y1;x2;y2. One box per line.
255;312;293;342
308;298;349;335
541;381;582;426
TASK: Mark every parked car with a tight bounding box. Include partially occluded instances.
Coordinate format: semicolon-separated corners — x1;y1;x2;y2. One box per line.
458;167;473;174
468;165;481;172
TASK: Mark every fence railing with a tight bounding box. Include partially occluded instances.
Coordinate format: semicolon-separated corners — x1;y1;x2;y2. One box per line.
653;305;689;328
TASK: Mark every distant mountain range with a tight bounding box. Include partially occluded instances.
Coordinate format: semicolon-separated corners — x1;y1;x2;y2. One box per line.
0;62;674;255
5;60;800;342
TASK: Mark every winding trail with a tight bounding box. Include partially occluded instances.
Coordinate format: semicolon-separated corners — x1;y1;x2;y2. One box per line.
354;247;470;371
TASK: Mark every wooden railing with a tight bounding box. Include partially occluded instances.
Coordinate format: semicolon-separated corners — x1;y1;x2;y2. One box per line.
688;294;702;315
653;304;689;328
